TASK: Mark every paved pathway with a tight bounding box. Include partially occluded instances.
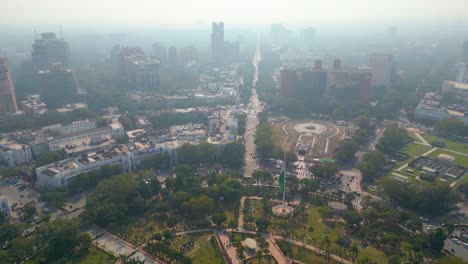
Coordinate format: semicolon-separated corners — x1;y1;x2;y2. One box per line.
414;133;430;146
86;225;163;264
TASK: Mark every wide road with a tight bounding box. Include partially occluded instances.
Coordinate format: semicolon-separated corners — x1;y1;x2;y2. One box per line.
244;43;262;178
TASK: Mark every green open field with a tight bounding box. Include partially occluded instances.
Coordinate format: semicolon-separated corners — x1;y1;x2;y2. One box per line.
427;149;468;167
397;143;432;166
422;134;468;155
290;206;344;242
25;246;115;264
277;240;336;264
170;233;223;264
288;206;389;263
402;143;432;157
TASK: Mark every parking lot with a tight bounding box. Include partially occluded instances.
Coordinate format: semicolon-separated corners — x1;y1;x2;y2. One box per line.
0;178;86;220
0;180;41;218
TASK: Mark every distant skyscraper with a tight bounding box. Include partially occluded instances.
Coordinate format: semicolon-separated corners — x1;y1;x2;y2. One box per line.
462;41;468;63
369;53;393;89
32;32;70;71
0;59;18;116
152;43;167;63
328;60;372;102
38;63;78;108
295;61;327;98
301;27;316;44
211;22;224;62
280;68;297;98
270;24;287;43
180;46;198;63
168;46;178;66
110;46;160;90
456;63;468;83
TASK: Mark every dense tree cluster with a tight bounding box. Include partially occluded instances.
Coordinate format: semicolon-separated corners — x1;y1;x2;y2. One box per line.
255;123;281;159
435;117;468;137
85;172;160;226
309;162;339;180
0;218;91;263
141;154;172;171
0;109;98;133
343;198;450;262
376;124;409;155
68;165;124;193
177;142;244;170
148;111;207;130
381;178;459;215
333;115;375;164
357;151;387;183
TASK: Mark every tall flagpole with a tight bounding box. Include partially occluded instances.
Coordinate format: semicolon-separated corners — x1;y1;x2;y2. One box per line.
282;151;286;212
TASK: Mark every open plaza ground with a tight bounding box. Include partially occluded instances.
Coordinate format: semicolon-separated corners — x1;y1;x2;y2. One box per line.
272;120;348;158
170;233;223;264
242;197;389;263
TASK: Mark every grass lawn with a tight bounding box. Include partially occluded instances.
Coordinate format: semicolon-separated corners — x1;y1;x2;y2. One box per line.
277;240;338;264
408;132;421;142
170;233;223;264
224;209;236;227
427;149;468;167
286;206;389;264
70;246;116;264
109;215;167;245
245;256;276;264
395;143;432;168
422;134;468;155
290;206;344;242
454;174;468;188
403;143;432;157
358;245;388;264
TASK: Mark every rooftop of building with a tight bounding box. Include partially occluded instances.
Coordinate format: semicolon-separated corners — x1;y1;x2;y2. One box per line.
38;148;123;176
0;136;28;151
444;80;468;90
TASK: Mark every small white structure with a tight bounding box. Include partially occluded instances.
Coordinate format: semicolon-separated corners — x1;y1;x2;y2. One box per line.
244;238;257;254
436;154;455;164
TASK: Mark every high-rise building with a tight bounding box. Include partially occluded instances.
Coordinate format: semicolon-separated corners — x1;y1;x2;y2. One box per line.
110;46;160;90
0;59;18;116
32;32;70;71
38;63;78;108
210;22;239;63
301;27;316;44
295;60;327;98
463;41;468;63
270;24;287;44
280;68;297;98
369;53;393;89
168;46;178;66
328;62;372;102
180;46;198;63
152;43;167;63
211;22;224;62
456;63;468;83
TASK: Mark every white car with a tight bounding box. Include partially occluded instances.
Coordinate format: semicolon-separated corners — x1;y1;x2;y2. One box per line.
420;217;429;222
427;225;435;231
452;237;461;245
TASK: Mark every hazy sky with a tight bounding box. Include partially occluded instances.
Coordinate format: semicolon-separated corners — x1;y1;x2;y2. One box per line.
2;0;467;26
